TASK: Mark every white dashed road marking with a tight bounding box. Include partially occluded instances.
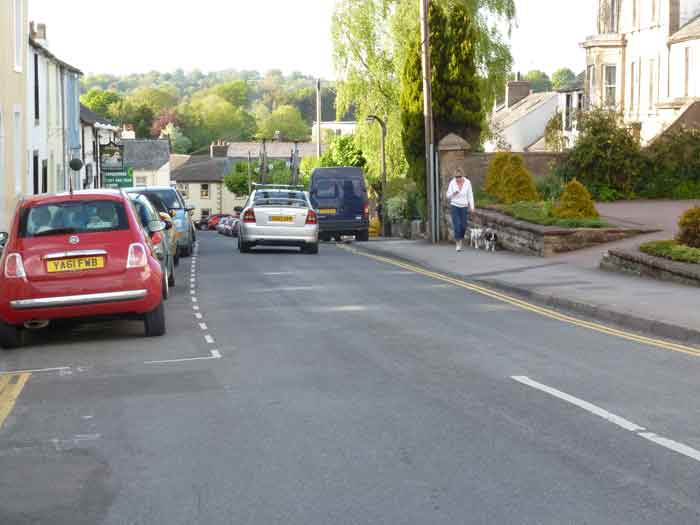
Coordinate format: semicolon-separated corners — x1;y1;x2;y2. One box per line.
204;335;214;344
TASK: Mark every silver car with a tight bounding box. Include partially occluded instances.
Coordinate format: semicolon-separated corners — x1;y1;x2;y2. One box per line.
238;185;319;254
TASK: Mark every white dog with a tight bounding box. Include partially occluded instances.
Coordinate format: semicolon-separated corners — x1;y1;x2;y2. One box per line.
469;228;483;249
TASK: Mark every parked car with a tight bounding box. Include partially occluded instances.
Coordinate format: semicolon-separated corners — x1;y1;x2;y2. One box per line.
123;186;196;257
0;232;7;257
310;167;369;242
130;193;176;298
207;214;230;231
216;217;231;235
195;217;210;231
128;191;179;267
238;185;319;254
0;190;166;349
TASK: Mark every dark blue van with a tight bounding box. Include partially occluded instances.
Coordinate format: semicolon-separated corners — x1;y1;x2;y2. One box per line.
310;167;369;241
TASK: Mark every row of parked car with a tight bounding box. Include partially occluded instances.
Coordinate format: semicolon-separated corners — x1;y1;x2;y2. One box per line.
0;185;197;349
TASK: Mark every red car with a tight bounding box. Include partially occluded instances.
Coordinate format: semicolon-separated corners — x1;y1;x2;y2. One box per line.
0;190;166;349
207;214;230;230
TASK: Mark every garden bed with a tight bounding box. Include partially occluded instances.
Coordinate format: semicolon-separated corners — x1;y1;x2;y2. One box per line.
470;208;656;257
600;248;700;288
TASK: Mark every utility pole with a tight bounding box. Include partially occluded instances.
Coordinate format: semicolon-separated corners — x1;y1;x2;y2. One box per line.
247;151;252;193
316;79;322;158
260;139;268;185
291;142;300;186
420;0;437;243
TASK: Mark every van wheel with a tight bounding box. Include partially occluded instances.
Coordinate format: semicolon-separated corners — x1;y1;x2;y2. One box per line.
0;321;22;350
144;302;166;337
356;229;369;242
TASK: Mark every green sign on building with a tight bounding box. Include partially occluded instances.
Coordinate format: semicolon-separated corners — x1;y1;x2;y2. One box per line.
104;168;133;189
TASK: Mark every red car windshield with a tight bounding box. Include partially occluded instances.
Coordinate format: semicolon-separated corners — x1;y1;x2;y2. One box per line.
19;200;129;238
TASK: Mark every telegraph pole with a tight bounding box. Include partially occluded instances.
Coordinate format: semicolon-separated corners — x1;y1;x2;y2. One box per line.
420;0;437;243
316;79;322;158
247;151;252;193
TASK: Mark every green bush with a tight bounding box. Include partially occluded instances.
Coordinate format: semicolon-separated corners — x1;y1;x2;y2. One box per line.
484;152;512;200
676;206;700;248
555;108;644;200
536;172;565;201
640;240;700;264
501;162;540;204
637;127;700;199
553;178;600;219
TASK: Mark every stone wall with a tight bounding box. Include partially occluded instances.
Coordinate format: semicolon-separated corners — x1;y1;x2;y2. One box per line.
601;249;700;287
460;209;651;257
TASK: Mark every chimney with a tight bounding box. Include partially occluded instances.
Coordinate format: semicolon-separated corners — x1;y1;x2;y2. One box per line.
30;22;48;46
210;140;228;158
505;76;531;109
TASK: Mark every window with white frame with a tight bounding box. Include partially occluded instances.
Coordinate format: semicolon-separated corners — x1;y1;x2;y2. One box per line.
13;0;23;72
587;65;596;106
565;94;573;131
609;0;619;32
177;183;189;198
630;62;636;112
201;184;210;199
604;65;617;107
201;208;211;220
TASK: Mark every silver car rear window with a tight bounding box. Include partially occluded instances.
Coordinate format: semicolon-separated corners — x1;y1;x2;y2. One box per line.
253;191;308;208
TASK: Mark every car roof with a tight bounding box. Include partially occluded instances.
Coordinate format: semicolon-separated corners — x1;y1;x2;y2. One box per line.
123;185;177;192
21;190;126;207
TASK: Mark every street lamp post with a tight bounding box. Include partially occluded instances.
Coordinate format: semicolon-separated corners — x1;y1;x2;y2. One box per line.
367;115;389;237
420;0;437;243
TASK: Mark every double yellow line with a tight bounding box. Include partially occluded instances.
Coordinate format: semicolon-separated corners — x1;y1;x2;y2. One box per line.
343;246;700;357
0;373;31;430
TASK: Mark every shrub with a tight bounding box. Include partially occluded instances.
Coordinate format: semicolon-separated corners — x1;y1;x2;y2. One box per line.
553;178;600;219
556;108;644;200
676;206;700;248
500;201;609;228
637;127;700;199
537;172;565;201
501;162;540;204
484;152;512;200
640;240;700;264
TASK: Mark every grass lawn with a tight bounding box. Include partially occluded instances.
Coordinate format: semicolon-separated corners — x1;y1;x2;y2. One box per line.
493;202;610;229
640;240;700;264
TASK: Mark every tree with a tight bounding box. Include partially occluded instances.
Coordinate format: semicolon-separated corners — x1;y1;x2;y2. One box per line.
80;88;122;119
400;1;484;204
256;105;309;141
321;135;366;168
524;70;552;92
224;163;252;195
215;80;249;107
127;86;178;116
151;109;181;138
162;123;192;154
551;68;577;91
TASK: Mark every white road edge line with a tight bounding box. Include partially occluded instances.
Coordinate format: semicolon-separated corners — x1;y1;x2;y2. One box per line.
145;350;222;365
511;376;645;432
0;366;71;375
513;376;700;465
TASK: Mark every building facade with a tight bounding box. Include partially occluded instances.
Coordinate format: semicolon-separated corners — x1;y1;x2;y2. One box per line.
0;0;28;231
123;139;171;187
80;104;118;190
583;0;700;143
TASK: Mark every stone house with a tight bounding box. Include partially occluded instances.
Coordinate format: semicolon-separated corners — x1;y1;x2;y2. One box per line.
485;80;559;152
122;139;171;187
0;0;28;231
27;24;83;195
171;154;245;223
583;0;700;144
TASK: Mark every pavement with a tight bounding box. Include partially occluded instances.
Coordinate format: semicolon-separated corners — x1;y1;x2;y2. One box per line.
2;233;700;523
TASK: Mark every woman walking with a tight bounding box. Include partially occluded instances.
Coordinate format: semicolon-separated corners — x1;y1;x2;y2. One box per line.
446;168;475;252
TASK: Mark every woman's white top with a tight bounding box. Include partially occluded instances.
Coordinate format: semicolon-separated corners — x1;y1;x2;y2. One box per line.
446;178;475;210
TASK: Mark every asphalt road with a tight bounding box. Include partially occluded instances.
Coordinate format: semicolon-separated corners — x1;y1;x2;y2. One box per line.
2;233;700;524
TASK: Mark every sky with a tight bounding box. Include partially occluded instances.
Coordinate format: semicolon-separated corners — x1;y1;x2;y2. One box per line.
28;0;596;79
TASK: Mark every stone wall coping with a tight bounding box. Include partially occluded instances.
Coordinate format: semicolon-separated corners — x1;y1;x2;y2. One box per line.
608;248;700;281
476;207;657;237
